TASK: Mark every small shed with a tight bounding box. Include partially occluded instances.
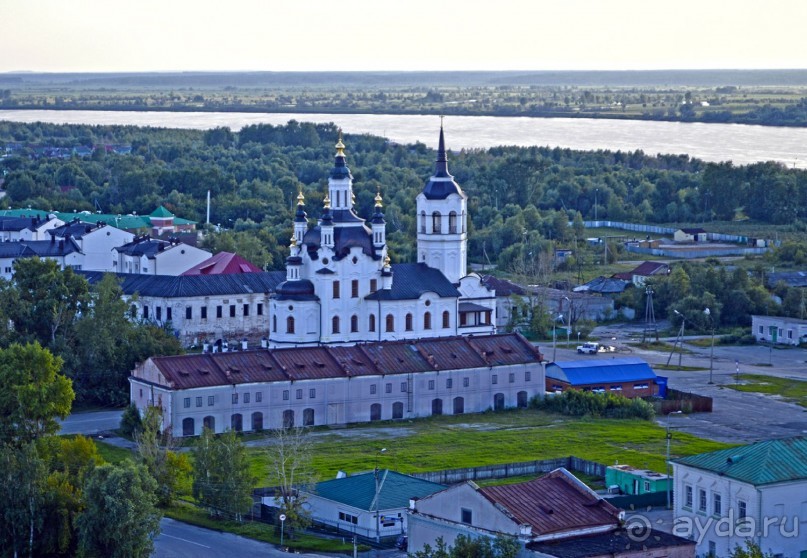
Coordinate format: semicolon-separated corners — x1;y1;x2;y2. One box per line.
605;464;672;495
674;228;707;243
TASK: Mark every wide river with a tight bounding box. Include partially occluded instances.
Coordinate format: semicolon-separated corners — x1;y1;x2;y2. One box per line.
2;109;806;168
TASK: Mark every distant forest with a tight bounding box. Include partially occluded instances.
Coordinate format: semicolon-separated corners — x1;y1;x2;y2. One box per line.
3;70;807;126
1;120;806;275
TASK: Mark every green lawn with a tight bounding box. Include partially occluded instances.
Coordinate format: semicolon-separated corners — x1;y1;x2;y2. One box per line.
248;410;732;486
94;440;134;464
724;374;807;408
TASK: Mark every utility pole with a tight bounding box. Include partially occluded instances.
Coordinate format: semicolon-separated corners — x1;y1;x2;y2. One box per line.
666;310;685;367
642;285;658;343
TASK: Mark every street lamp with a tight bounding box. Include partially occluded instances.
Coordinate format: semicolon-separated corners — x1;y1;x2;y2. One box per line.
594;188;599;222
563;296;572;347
374;448;387;543
704;308;715;384
552;314;563;362
674;310;685;367
665;411;683;510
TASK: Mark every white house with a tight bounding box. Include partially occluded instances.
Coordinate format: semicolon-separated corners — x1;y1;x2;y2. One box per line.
282;470;445;542
0;213;63;241
114;235;212;275
0;237;83;279
128;332;545;438
49;219;135;271
409;468;624;554
672;437;807;558
751;315;807;346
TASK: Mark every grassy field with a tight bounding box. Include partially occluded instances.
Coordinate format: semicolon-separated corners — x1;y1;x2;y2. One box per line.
248;410;732;486
725;374;807;408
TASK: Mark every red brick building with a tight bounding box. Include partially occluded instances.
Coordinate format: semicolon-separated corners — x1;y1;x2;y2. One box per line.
545;358;661;398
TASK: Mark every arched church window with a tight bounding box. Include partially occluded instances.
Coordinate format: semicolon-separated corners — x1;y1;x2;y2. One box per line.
432;212;442;234
286;316;295;334
442;311;450;329
420;211;426;233
386;314;395;332
369;314;376;332
332;316;340;334
424;312;432;330
405;313;413;331
273;315;277;333
350;314;359;333
449;211;457;234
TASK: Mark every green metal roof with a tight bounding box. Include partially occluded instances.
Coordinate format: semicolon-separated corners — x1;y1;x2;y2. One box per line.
150;205;174;218
674;437;807;486
0;207;196;229
311;470;445;512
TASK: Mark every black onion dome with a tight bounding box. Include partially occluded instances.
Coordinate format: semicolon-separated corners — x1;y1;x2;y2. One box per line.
371;208;385;225
275;279;315;297
286;255;302;265
294;205;307;223
422;125;465;200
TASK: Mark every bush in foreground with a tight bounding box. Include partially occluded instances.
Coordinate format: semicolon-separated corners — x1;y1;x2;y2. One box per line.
532;390;655;420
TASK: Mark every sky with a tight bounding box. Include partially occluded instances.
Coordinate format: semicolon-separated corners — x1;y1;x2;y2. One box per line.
3;0;806;73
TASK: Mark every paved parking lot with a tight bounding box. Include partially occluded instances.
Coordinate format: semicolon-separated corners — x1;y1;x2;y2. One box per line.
574;324;807;443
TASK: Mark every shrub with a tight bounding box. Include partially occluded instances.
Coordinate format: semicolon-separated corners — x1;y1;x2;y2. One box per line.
533;390;655;420
119;403;142;437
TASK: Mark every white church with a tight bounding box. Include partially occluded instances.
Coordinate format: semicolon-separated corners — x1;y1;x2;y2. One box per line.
268;126;496;347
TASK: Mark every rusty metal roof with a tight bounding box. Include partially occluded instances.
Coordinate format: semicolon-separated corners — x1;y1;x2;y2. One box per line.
136;333;543;390
478;468;621;537
466;333;544;366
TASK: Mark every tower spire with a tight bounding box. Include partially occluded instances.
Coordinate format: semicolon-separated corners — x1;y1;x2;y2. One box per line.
435;116;449;177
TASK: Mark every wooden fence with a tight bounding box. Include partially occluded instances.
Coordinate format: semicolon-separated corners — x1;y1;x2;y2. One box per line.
651;388;713;414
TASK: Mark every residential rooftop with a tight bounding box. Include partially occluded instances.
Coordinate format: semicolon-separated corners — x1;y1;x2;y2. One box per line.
674;436;807;486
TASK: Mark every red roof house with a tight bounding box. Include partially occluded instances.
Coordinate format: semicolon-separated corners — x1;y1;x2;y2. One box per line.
181;252;262;276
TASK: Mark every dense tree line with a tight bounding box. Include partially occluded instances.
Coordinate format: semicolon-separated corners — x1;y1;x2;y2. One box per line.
0;341;161;557
0;259;182;406
2;121;806;272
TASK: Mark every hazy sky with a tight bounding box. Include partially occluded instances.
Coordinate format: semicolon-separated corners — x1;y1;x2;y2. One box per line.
3;0;805;72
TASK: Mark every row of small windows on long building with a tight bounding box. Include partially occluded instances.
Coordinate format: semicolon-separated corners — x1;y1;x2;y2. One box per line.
142;303;264;321
181;373;532;412
274;311;452;334
683;484;744;519
184;391;265;408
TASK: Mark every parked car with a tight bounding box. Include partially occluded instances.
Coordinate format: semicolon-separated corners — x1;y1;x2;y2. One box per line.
577;342;599;354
